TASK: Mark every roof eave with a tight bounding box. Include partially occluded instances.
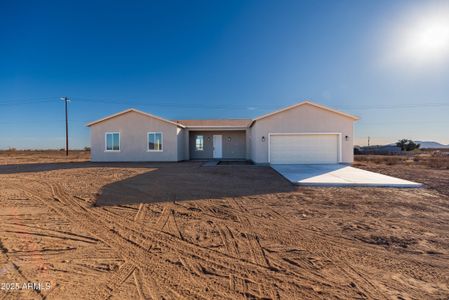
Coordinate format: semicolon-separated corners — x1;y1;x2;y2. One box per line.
86;108;185;128
186;126;249;130
251;100;359;123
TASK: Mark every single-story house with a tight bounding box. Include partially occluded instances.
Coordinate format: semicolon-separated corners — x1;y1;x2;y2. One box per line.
87;100;359;164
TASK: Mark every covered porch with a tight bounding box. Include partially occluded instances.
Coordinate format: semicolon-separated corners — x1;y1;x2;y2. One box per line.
187;129;249;160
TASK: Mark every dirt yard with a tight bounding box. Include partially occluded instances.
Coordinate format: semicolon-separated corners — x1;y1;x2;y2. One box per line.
0;151;448;299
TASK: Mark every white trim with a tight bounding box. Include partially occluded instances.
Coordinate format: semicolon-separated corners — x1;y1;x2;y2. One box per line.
105;132;120;152
252;101;359;126
87;108;185;128
147;132;163;152
268;132;342;163
185;126;248;128
187;127;248;131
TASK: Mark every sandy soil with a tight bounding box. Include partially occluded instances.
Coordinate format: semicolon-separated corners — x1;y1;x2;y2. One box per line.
0;151;448;299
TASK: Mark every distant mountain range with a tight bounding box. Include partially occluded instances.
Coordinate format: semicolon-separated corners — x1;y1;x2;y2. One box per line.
415;141;449;149
383;141;449;149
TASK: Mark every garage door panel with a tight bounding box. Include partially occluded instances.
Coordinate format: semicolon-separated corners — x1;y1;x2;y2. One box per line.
270;134;339;164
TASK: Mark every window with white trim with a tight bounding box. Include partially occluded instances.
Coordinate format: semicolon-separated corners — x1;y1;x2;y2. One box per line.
105;132;120;151
148;132;163;151
195;135;204;151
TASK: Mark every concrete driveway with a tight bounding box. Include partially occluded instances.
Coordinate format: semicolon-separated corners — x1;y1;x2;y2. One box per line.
271;164;422;187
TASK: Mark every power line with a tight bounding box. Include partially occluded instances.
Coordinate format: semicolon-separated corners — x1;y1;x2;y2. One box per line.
72;97;449;111
0;97;59;105
0;96;448;111
72;97;275;110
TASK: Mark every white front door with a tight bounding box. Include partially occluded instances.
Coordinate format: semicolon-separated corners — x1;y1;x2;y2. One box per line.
213;135;222;159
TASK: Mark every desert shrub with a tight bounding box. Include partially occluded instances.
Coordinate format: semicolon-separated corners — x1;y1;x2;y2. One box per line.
355;155;403;165
354;155;370;162
384;157;399;165
426;157;449;170
84;146;91;151
371;157;385;164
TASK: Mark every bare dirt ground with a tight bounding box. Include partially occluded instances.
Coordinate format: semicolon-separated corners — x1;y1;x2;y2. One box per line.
0;151;448;299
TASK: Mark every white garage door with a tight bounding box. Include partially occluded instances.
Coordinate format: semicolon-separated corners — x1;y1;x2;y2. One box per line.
269;134;339;164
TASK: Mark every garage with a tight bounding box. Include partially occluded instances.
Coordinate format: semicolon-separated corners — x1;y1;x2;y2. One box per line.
269;133;340;164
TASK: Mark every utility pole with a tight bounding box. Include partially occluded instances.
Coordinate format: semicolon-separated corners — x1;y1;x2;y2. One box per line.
368;136;370;147
60;97;70;156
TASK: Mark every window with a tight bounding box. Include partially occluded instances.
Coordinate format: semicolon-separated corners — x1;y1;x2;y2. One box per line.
148;132;163;151
195;135;204;151
105;132;120;151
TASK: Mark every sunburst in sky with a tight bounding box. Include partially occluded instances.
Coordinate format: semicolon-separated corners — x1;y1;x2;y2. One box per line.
384;2;449;69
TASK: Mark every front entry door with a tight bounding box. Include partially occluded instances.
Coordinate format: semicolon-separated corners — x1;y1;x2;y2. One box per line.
213;135;222;159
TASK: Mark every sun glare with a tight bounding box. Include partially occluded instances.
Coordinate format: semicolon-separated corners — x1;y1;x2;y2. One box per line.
385;3;449;69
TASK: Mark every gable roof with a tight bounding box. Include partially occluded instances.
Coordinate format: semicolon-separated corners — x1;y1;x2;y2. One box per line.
87;100;358;129
86;108;185;128
250;100;359;126
174;119;252;128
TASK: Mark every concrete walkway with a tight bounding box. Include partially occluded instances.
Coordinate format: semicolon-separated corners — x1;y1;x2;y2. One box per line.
271;164;422;187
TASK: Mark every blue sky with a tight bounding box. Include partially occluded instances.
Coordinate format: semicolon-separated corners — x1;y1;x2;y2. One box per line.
1;0;448;149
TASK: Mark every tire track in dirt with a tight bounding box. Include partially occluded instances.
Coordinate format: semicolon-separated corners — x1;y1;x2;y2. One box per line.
263;204;390;300
155;204;233;299
2;230;98;245
9;178;355;299
0;222;100;244
6;179;351;299
154;206;170;231
98;261;136;299
11;180;245;299
230;198;280;300
98;201;342;299
230;200;381;293
96;205;286;280
217;224;239;257
0;254;43;299
231;199;270;267
92;197;315;299
155;205;183;240
134;203;148;223
133;267;160;300
49;182;231;299
21;246;114;263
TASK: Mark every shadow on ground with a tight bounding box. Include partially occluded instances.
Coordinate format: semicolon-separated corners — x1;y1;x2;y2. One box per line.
0;161;171;174
95;162;296;205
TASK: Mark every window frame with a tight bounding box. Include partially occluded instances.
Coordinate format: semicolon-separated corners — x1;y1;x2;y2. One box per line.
147;132;163;152
195;135;204;151
105;132;120;152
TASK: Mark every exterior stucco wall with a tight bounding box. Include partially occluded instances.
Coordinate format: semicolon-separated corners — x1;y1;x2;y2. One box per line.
189;131;246;160
90;111;180;162
245;128;251;160
176;127;187;161
250;103;355;164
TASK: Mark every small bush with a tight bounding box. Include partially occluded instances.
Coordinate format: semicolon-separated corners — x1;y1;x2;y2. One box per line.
384;157;398;165
426;157;449;170
355;155;405;165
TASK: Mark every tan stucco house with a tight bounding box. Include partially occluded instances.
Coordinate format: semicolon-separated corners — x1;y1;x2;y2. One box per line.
87;100;358;164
